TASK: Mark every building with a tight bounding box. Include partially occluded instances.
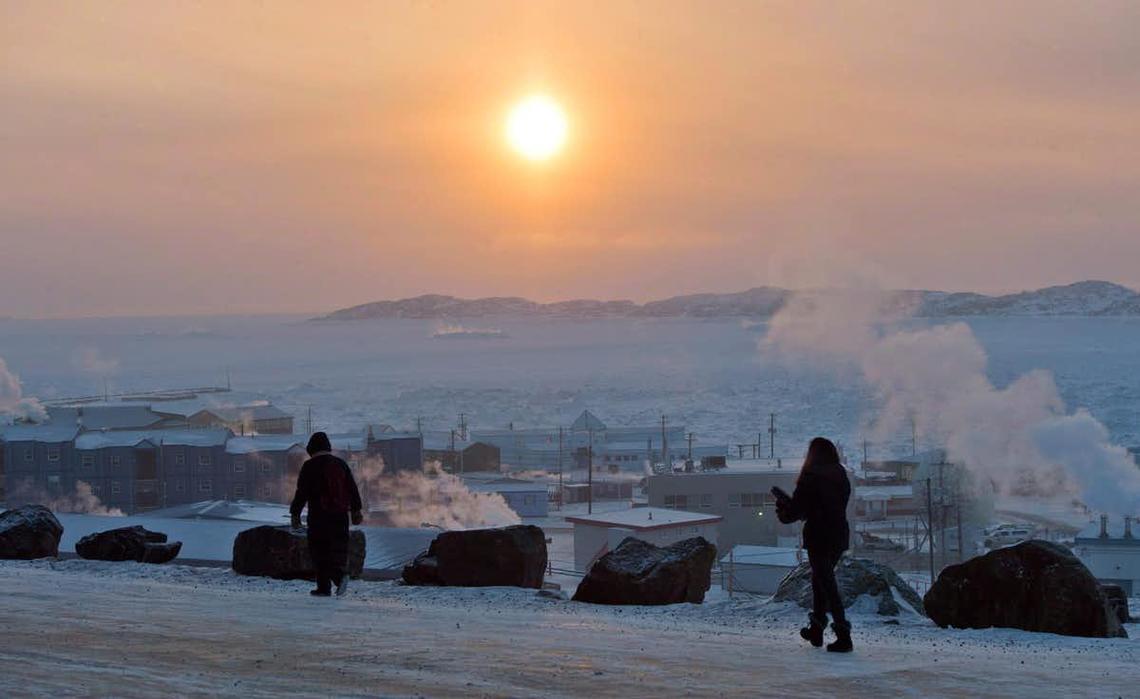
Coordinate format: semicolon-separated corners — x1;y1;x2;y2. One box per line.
561;479;636;504
471;410;719;473
224;435;307;503
0;423;82;503
646;459;806;551
1075;515;1140;594
187;404;294;435
853;484;917;520
463;477;549;518
365;430;423;472
152;429;234;508
566;507;722;572
720;545;804;595
860;459;920;484
422;432;501;473
46;405;189;431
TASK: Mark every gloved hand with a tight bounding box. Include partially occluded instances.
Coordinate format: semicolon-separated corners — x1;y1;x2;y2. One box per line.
351;510;364;526
290;514;303;531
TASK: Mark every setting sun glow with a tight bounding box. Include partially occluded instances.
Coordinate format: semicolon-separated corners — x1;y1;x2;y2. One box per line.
505;95;568;161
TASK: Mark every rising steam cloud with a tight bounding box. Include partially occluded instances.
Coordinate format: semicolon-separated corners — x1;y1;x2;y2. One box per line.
762;289;1140;515
0;356;46;422
7;479;125;517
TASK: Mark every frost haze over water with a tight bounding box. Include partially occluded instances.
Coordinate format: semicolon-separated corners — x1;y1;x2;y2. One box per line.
2;314;1139;478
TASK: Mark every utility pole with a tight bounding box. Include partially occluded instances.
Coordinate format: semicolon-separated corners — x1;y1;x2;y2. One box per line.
911;417;918;457
458;413;467;441
687;432;694;461
863;439;869;466
415;416;423;436
955;475;964;563
587;428;594;514
306;406;313;435
768;413;777;459
926;477;935;584
660;414;668;468
557;426;564;511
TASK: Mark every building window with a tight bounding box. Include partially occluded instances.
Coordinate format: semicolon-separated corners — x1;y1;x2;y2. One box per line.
728;493;741;508
175;451;186;466
260;462;271;475
46;448;60;462
700;494;713;508
664;494;675;508
110;455;121;467
47;475;61;487
260;484;273;498
234;484;246;498
198;454;212;466
111;482;121;495
199;480;212;494
175;481;185;494
233;458;246;473
23;448;33;463
81;454;96;468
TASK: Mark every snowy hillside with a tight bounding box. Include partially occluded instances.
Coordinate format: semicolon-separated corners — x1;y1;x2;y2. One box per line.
318;281;1140;321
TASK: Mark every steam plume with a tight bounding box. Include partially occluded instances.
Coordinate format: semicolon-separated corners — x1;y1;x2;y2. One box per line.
763;288;1140;515
0;356;46;422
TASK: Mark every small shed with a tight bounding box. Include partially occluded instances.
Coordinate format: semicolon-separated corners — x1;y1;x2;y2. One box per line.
566;507;722;572
720;545;804;595
1075;515;1140;594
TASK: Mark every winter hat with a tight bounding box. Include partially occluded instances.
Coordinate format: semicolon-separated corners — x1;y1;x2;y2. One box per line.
306;431;332;456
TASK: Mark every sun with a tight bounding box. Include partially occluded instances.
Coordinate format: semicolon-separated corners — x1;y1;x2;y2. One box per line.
505;95;568;161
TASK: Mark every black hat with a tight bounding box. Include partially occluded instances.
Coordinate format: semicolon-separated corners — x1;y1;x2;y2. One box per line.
306;431;332;456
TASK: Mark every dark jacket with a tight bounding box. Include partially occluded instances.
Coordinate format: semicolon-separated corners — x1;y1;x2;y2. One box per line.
779;461;851;553
290;452;363;519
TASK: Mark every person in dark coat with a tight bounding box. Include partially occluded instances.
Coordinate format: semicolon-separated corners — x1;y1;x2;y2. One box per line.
290;432;364;597
774;437;853;652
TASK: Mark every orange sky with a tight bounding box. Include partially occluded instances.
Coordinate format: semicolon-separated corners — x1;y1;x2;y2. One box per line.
3;1;1139;317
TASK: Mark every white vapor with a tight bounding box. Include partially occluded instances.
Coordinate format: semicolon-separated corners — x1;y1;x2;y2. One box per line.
762;289;1140;515
0;356;46;422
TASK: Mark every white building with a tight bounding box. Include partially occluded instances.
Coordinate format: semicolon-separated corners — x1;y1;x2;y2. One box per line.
463;477;549;518
1074;515;1140;595
720;545;805;595
566;507;722;572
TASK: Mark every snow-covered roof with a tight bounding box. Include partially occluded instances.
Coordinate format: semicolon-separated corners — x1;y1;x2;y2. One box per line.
855;485;914;501
566;507;721;530
467;482;548;494
570;410;607;432
1075;517;1140;543
47;405;182;430
720;545;804;568
225;435;305;455
150;429;232;447
0;423;82;443
191;404;291;422
75;431;160;450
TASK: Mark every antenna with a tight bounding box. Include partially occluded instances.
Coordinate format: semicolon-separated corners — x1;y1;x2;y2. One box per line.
768;413;777;459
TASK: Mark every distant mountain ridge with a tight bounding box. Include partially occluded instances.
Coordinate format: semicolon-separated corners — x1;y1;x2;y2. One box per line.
316;281;1140;321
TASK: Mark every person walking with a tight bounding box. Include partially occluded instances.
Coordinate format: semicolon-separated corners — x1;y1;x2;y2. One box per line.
774;437;853;652
290;432;364;597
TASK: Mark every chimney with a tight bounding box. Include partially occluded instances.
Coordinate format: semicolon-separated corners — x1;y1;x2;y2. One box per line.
1099;514;1109;538
1125;516;1133;540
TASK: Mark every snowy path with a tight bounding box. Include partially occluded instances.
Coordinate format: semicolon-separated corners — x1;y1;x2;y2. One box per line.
0;560;1135;698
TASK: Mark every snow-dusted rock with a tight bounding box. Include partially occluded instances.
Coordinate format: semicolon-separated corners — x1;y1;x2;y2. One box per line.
771;556;924;616
76;525;182;564
402;525;547;588
924;540;1126;638
0;505;63;560
573;536;716;605
232;525;365;580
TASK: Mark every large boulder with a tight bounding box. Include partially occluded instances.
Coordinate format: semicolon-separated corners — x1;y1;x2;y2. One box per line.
75;525;182;564
573;536;716;605
402;525;547;588
0;505;63;559
772;555;925;617
232;525;366;580
923;539;1126;638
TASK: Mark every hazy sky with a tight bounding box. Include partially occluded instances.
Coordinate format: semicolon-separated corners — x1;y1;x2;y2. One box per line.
3;1;1139;317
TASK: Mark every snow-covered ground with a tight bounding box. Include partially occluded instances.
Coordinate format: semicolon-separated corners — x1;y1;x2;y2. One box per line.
0;559;1135;698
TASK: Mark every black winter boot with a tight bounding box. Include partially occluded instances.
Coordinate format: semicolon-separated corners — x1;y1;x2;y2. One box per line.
826;621;853;653
799;613;826;647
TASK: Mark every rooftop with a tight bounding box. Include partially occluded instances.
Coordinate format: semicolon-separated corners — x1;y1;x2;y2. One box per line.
191;404;291;422
1075;517;1140;543
225;435;305;455
566;506;721;530
47;405;182;430
720;545;805;567
0;423;82;443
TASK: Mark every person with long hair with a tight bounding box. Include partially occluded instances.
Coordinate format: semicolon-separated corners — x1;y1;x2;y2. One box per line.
774;437;853;652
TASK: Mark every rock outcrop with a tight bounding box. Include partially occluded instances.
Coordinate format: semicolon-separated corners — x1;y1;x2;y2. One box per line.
923;539;1126;638
0;505;63;560
1101;584;1132;624
772;556;925;616
75;526;182;564
232;525;366;580
402;525;547;588
572;537;716;605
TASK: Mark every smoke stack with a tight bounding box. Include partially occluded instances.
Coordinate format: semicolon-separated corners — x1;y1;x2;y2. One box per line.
1125;516;1133;539
1099;514;1109;538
